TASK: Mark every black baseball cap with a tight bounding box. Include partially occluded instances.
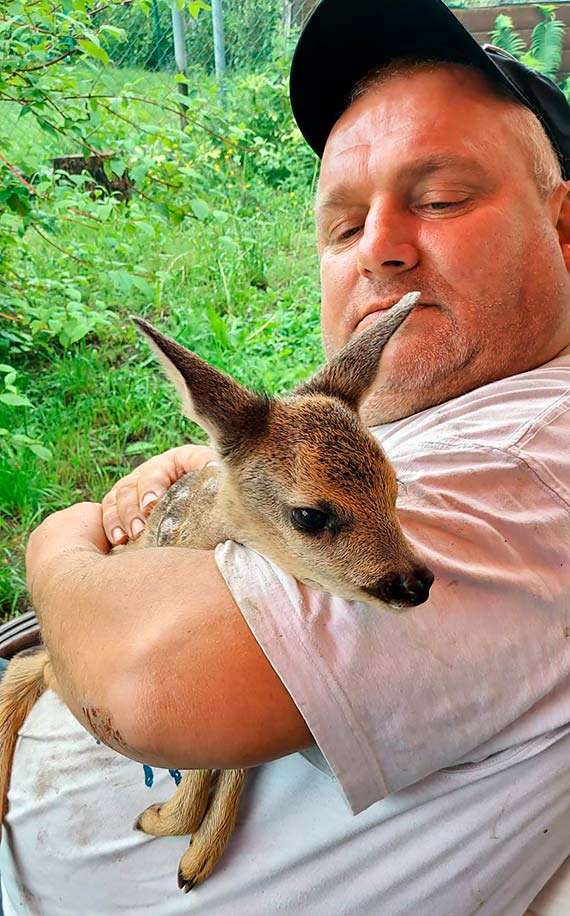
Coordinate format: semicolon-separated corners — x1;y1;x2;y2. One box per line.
290;0;570;179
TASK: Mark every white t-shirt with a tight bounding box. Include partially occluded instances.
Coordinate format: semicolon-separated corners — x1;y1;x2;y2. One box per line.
3;350;570;915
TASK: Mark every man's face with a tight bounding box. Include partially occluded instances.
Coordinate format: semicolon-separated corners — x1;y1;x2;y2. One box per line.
316;66;570;423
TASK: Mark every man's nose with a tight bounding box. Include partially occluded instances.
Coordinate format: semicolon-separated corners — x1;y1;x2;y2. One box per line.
357;204;419;278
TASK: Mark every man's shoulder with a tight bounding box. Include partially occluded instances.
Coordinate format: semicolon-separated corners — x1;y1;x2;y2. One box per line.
374;349;570;460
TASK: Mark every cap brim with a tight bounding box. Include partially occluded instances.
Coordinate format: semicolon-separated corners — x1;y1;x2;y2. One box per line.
290;0;526;157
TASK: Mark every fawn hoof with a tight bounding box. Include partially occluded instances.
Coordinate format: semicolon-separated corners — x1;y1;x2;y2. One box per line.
135;802;198;837
134;802;165;836
177;840;221;893
178;868;197;894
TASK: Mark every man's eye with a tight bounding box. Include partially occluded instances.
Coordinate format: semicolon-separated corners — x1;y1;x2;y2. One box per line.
418;198;469;213
330;224;361;243
290;507;330;534
425;201;455;210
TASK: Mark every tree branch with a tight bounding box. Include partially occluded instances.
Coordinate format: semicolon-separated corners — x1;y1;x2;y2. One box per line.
0;149;37;194
31;225;85;264
55;93;254;151
14;48;78;75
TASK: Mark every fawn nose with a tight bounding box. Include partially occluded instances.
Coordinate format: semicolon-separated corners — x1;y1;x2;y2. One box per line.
366;566;434;607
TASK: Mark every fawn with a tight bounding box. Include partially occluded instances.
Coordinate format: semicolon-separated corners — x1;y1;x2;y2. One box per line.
0;290;434;892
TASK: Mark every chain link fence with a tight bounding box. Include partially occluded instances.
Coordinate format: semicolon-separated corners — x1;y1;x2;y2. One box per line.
97;0;312;81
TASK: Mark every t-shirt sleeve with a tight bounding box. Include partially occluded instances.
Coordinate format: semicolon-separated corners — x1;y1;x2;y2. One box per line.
215;438;570;815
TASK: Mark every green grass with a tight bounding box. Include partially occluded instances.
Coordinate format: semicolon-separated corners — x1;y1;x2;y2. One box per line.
1;111;322;620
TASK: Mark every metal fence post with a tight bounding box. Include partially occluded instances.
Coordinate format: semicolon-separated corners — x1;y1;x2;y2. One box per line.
211;0;227;105
150;0;163;69
171;5;188;128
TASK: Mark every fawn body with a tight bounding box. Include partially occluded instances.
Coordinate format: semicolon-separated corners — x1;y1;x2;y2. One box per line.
0;291;433;892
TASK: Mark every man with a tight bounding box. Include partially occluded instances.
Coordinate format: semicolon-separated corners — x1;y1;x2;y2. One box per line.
5;0;570;912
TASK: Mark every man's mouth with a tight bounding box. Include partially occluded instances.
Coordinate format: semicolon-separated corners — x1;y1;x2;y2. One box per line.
354;299;432;334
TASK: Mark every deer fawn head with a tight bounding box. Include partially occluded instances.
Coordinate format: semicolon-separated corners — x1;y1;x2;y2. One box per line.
133;292;434;610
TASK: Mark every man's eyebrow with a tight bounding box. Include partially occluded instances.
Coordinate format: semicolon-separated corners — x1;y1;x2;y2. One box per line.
315;184;356;224
404;152;487;182
316;153;486;225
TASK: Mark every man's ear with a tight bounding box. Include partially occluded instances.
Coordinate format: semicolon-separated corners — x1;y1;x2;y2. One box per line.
552;181;570;270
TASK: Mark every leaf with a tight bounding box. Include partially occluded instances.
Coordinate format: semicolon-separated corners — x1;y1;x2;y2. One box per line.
77;39;110;66
112;158;128;178
131;275;155;298
529;13;564;78
134;221;156;239
219;235;238;254
6;192;31;217
491;15;526;59
188;1;211;18
124;441;155;456
108;270;134;294
206;304;232;349
36;118;59;137
61;317;91;346
189;198;210;220
7;433;31;446
130;162;151;185
98;25;126;42
0;392;32;407
28;443;53;460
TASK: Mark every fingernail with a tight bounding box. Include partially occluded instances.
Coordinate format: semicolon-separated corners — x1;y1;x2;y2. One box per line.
206;460;220;467
111;527;127;545
141;491;159;510
131;518;145;538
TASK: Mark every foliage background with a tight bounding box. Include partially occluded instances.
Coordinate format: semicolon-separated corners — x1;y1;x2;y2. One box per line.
0;0;322;619
1;0;569;619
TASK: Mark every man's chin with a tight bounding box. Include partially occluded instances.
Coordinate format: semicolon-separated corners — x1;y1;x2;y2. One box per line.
360;386;441;426
362;351;478;425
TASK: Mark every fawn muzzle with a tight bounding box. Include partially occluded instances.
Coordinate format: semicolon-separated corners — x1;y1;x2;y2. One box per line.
365;566;434;608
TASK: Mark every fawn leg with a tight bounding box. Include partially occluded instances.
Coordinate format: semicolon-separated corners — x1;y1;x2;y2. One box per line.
178;767;247;892
135;768;213;837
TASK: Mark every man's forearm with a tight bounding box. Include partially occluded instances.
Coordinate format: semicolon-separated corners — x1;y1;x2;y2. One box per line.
27;506;216;762
36;547;173;750
27;502;314;770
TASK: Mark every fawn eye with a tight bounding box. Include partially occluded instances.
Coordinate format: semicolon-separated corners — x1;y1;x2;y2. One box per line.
290;507;330;534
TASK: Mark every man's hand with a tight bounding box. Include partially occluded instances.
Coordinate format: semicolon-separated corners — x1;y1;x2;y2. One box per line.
102;444;217;545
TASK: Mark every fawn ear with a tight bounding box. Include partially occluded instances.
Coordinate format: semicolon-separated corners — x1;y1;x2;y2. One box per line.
296;292;420;410
132;317;270;458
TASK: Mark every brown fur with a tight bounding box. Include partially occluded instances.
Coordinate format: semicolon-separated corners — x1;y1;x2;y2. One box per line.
0;651;53;820
0;292;434;891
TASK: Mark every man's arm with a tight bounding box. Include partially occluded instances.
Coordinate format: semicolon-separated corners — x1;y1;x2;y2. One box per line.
26;502;314;769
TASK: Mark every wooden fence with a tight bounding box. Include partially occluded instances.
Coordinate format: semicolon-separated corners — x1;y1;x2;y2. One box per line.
454;4;570;74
